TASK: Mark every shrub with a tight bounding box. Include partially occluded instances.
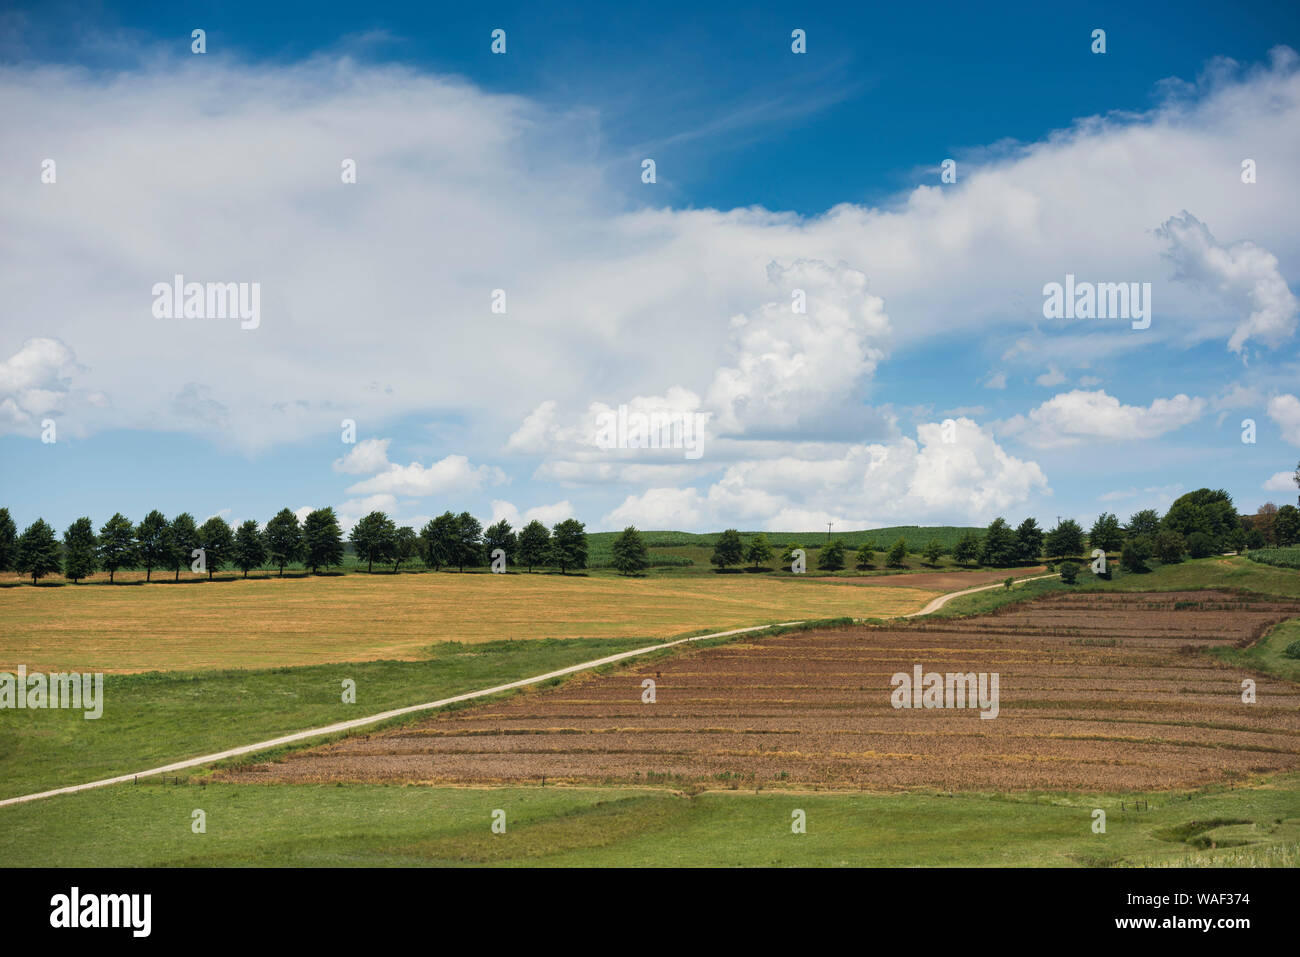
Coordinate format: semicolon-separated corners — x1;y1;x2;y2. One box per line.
1284;640;1300;660
1120;534;1153;573
1059;561;1078;584
1153;529;1186;564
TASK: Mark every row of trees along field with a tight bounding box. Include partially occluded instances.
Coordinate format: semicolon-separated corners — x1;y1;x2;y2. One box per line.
703;488;1300;573
2;486;1296;584
0;506;591;584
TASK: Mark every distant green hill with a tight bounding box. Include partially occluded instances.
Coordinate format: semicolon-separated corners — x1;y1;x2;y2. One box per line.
586;526;979;567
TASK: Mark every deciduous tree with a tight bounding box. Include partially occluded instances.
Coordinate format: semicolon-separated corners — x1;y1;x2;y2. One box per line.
818;539;847;571
611;526;650;576
98;512;137;583
168;512;199;581
516;520;550;572
710;529;744;570
16;514;61;582
136;510;170;582
746;533;773;570
453;512;483;571
550;519;588;574
979;519;1018;567
62;517;97;583
1044;519;1085;559
1088;512;1124;554
350;511;397;573
392;527;418;572
197;517;235;579
952;532;982;566
264;508;303;576
302;508;344;574
17;518;61;584
234;519;266;577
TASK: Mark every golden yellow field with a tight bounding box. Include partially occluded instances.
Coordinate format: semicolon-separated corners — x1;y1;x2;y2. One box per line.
0;573;938;673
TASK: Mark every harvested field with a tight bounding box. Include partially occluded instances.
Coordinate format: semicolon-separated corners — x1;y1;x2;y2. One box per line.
226;591;1300;792
0;573;936;673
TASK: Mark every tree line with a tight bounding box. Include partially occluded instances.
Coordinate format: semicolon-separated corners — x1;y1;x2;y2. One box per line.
3;485;1296;585
700;487;1300;574
0;506;591;584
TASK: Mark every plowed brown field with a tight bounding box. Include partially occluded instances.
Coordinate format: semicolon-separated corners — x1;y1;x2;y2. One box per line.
226;591;1300;791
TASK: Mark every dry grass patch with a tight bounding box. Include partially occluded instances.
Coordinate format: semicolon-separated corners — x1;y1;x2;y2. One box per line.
0;572;936;673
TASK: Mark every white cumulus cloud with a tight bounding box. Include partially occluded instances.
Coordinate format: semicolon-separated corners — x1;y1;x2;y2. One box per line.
1001;390;1205;448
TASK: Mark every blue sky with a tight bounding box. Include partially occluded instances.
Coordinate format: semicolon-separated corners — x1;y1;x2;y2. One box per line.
2;1;1300;534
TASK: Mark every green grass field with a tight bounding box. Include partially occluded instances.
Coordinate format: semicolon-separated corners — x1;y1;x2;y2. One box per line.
0;636;657;800
2;775;1296;867
929;554;1300;619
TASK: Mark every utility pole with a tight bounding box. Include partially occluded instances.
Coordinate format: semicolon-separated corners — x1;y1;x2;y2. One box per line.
826;521;833;542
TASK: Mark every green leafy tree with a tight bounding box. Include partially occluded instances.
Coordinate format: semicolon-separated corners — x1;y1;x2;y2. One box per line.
350;511;397;572
302;507;344;574
952;531;982;566
979;519;1018;567
135;509;170;582
922;539;944;566
1246;528;1266;550
0;507;17;572
886;537;907;568
234;519;266;577
16;519;61;584
854;543;875;570
746;533;774;570
168;512;200;581
611;526;650;576
710;529;744;570
1152;529;1186;564
98;512;137;583
453;512;484;571
1014;518;1043;564
1162;489;1237;551
818;538;847;571
1126;509;1162;539
1088;512;1125;554
264;508;303;576
1058;561;1079;584
483;520;517;566
549;518;588;574
62;517;97;582
1186;531;1214;559
1275;505;1300;546
197;517;235;580
1120;535;1153;573
392;527;418;572
516;519;550;572
1227;526;1247;555
1044;519;1085;559
418;512;457;570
